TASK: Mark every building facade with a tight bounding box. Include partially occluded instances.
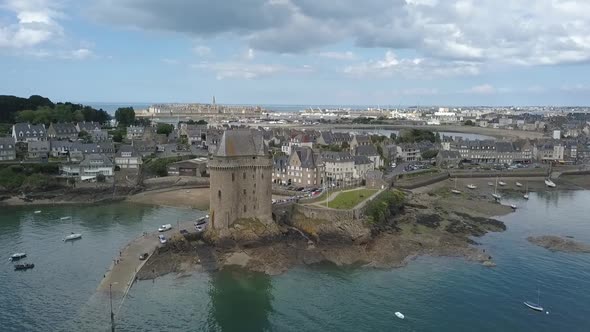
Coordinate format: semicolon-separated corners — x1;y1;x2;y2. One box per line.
208;130;272;230
285;147;324;187
0;137;16;161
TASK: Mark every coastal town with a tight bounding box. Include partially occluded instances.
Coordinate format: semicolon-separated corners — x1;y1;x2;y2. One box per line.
3;95;590;330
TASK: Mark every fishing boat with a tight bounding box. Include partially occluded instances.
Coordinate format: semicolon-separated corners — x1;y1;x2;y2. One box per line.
9;253;27;261
395;312;405;319
545;179;556;188
467;184;477;189
64;233;82;241
60;216;71;220
492;178;502;200
516;182;523;187
524;289;544;312
14;263;35;271
451;178;461;194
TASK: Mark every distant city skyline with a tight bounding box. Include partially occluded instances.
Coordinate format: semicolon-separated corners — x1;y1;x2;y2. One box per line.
1;1;590;106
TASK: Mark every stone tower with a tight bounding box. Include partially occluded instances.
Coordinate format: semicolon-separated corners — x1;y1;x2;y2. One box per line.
208;129;272;230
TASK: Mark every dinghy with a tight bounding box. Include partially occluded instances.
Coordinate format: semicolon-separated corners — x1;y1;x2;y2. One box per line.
9;253;27;261
544;179;556;188
467;184;477;189
34;210;41;214
516;182;523;187
395;312;405;319
64;233;82;241
60;216;71;220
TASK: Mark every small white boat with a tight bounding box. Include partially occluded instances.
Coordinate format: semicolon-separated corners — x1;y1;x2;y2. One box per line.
516;182;523;187
158;224;172;232
60;216;71;221
487;182;494;186
498;181;506;186
510;204;517;210
545;179;556;188
9;253;27;261
34;210;42;214
523;194;529;200
395;312;405;319
64;233;82;241
467;184;477;189
451;189;462;194
492;193;502;200
524;289;544;312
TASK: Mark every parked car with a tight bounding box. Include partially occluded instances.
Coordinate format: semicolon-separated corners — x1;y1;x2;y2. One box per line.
139;253;149;260
158;234;167;244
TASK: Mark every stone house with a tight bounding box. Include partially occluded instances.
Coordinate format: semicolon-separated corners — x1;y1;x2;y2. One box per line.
49;140;72;158
0;137;16;161
12;123;46;142
79;154;114;181
286;146;324;187
272;155;289;185
436;150;462;168
167;157;208;176
27;140;50;161
126;125;145;140
115;145;143;169
320;151;354;184
47;122;78;140
366;170;388;189
355;144;383;168
349;134;371;152
353;155;373;180
395;143;421;162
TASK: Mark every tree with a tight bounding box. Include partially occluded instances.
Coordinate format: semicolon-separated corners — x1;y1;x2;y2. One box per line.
115;107;135;127
78;130;92;142
112;129;124;143
196;119;208;125
341;141;350;150
421;149;439;160
156;123;174;136
464;120;475;126
96;174;106;183
390;132;397;140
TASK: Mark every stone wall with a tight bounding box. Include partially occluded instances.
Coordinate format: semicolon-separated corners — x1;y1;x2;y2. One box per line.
293;204;360;222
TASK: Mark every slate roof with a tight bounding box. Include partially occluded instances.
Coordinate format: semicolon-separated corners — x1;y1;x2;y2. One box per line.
116;144;139;157
214;129;267;157
77;122;101;132
50;122;78;135
0;137;15;151
80;153;113;167
320;151;353;162
438;151;461;159
353;155;372;165
291;146;319;169
355;144;379;156
13;123;46;138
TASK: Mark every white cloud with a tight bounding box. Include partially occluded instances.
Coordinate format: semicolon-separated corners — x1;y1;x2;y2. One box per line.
318;51;356;60
162;58;180;65
246;48;255;60
193;45;211;57
67;48;93;60
464;84;496;95
192;61;312;80
91;0;590;69
0;0;64;50
343;50;480;78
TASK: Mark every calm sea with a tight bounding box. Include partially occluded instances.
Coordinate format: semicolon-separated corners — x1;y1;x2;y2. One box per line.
1;191;590;331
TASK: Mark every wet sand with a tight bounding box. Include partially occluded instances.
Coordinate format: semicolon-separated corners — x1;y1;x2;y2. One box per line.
127;187;210;210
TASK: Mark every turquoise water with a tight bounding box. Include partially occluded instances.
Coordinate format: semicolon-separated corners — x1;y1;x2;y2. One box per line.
2;192;590;331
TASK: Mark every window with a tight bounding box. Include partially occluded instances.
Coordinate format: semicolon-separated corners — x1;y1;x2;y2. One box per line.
244;205;247;212
232;173;235;182
243;172;246;179
243;189;246;195
261;173;264;179
218;190;221;199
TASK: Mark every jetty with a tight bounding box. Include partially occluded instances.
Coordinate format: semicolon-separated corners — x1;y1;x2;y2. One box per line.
97;220;198;304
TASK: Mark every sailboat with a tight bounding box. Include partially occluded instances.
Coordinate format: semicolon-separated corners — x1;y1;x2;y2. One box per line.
545;178;556;188
492;177;502;200
524;288;544;312
451;178;462;194
467;170;476;189
515;182;523;187
523;183;529;200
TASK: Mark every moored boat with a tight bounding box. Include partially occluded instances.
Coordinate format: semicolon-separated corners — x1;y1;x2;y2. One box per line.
14;263;35;271
467;184;477;189
516;182;523;187
9;253;27;261
395;311;405;319
498;181;507;186
64;233;82;241
34;210;41;214
524;301;543;312
545;179;556;188
60;216;71;220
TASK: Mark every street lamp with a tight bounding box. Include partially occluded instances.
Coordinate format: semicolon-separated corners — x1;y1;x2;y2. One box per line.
110;282;119;332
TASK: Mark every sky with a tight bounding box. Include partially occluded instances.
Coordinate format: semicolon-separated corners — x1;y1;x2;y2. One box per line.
1;0;590;106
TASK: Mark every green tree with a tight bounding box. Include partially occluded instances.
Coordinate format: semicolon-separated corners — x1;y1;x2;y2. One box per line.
390;132;397;140
421;149;439;159
96;174;106;183
196;119;208;125
156;123;174;136
78;130;92;142
341;141;350;150
112;130;124;143
464;120;475;126
115;107;135;127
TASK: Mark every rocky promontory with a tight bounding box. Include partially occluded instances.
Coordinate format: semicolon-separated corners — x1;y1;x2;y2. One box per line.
527;235;590;253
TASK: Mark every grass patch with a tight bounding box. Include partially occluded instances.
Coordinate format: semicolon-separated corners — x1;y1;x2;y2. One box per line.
327;189;377;209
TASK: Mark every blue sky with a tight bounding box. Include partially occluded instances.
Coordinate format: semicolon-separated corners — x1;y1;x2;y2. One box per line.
1;0;590;106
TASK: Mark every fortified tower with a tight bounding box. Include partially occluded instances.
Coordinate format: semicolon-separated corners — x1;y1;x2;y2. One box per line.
208;129;272;230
